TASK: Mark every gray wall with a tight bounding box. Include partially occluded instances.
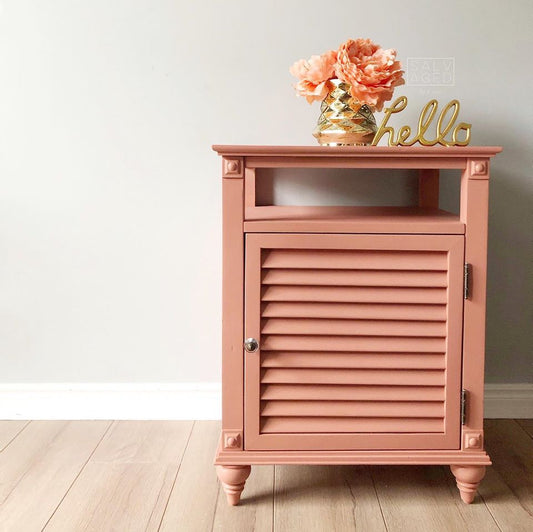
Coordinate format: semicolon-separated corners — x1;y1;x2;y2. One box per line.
0;0;530;384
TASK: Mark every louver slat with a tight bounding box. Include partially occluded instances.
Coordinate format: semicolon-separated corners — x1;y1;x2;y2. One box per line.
261;318;446;337
261;417;444;433
262;269;447;287
260;400;444;418
260;384;445;402
261;351;446;369
261;302;447;321
262;285;447;304
261;335;445;353
261;368;445;386
262;249;447;270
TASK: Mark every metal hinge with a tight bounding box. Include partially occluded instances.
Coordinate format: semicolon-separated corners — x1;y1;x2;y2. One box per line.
461;389;467;425
464;263;471;299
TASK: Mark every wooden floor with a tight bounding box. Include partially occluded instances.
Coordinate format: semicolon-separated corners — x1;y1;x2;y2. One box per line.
0;420;531;531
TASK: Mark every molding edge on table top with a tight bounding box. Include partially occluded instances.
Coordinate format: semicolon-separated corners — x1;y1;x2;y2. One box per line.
212;145;503;157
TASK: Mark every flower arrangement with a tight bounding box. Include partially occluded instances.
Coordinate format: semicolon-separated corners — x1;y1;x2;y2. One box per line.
290;38;405;112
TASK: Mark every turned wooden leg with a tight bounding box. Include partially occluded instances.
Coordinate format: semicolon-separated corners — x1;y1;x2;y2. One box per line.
216;465;251;506
450;465;486;504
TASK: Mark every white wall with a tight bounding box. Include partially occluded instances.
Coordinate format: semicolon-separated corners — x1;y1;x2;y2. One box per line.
0;0;531;387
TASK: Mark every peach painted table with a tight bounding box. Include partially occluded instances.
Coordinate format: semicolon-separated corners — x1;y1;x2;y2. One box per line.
212;145;502;505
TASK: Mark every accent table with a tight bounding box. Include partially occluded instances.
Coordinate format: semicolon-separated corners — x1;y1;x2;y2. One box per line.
212;145;502;505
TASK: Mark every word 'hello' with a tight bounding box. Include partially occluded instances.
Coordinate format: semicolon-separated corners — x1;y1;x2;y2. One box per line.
371;96;471;147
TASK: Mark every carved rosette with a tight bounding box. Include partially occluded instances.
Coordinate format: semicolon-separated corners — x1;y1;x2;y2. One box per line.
223;157;243;178
469;159;489;179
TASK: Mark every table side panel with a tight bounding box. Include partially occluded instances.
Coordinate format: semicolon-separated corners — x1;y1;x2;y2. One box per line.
460;160;490;445
221;176;245;440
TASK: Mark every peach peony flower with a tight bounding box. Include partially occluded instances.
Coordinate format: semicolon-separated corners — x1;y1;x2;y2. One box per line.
334;38;404;111
289;50;337;104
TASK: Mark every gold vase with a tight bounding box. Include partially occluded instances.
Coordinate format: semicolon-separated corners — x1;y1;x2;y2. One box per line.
313;78;377;146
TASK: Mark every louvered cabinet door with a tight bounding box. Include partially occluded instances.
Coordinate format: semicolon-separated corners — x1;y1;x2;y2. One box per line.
244;233;465;451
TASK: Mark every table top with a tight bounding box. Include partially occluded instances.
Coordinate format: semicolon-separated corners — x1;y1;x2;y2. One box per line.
212;145;502;158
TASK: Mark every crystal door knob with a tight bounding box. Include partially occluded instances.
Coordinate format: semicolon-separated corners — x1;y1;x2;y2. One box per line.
244;338;259;353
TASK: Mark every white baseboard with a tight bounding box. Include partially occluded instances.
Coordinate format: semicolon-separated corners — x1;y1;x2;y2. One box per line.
0;383;221;420
484;383;533;419
0;382;531;420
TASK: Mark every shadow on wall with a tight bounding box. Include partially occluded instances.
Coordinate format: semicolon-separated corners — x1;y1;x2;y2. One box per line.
482;133;533;383
255;168;419;207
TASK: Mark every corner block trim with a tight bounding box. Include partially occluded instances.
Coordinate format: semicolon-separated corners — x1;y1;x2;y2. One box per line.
223;157;244;178
469;159;489;179
463;430;484;450
223;430;243;450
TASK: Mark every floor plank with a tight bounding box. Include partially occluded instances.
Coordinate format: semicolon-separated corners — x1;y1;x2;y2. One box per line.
44;421;193;532
372;465;500;532
0;419;530;531
0;420;29;451
477;466;532;532
516;419;533;439
90;419;193;464
477;419;533;531
274;465;370;531
344;465;388;531
0;420;111;531
159;421;221;532
485;420;533;512
212;464;274;532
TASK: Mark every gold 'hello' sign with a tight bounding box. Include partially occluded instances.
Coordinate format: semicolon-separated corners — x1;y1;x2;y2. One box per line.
371;96;472;147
